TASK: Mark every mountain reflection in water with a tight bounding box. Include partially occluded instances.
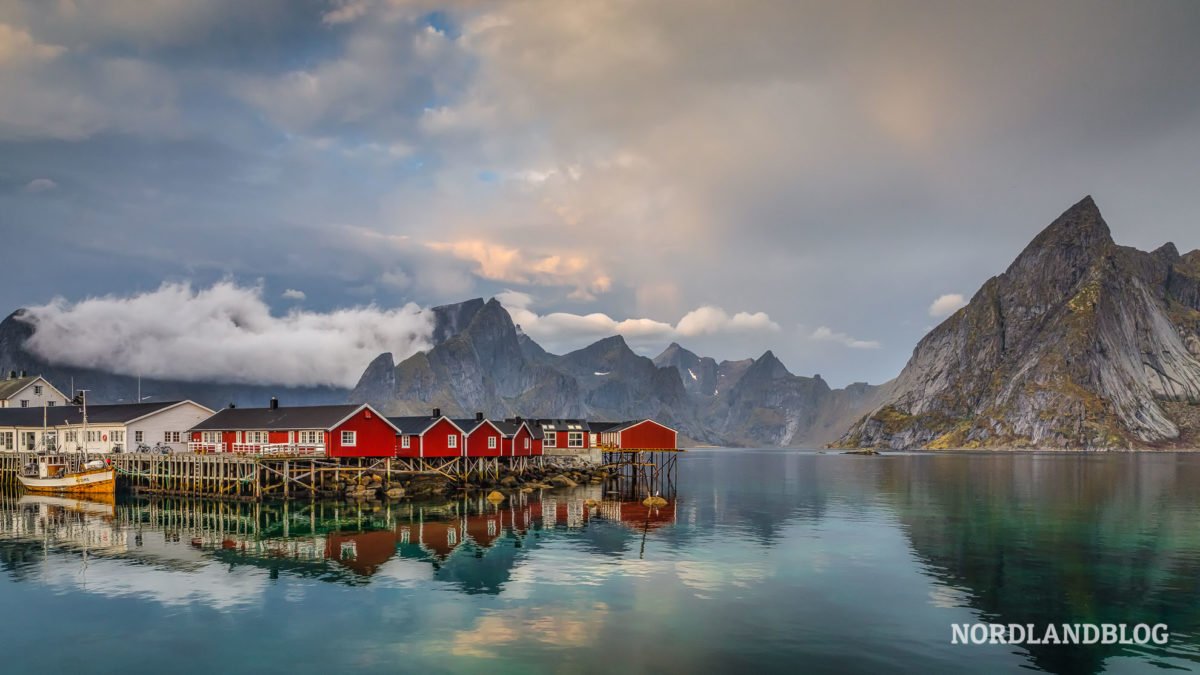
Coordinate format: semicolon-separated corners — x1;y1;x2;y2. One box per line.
1;450;1199;675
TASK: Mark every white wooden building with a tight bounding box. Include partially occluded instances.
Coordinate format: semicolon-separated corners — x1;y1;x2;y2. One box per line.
0;400;214;453
0;372;69;409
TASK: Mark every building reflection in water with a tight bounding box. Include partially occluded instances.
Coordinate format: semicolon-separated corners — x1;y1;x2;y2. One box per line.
0;485;679;596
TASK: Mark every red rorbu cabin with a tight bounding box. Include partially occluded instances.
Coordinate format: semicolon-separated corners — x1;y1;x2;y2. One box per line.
187;399;400;457
533;419;590;452
388;408;468;458
455;414;504;458
494;419;535;457
596;419;678;450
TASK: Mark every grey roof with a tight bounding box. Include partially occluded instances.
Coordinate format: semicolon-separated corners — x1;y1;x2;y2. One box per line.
588;421;622;433
451;418;485;434
533;419;591;432
491;420;524;437
388;416;443;435
0;375;49;401
0;401;198;427
191;404;362;431
606;419;677;433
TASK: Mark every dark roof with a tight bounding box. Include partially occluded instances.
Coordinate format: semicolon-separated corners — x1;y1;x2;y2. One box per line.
451;418;484;434
0;375;51;401
388;416;442;435
588;421;622;433
0;401;200;427
529;425;544;440
191;404;363;431
491;420;524;437
534;419;590;432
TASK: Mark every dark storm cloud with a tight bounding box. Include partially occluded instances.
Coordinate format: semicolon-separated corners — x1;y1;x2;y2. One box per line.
2;0;1199;387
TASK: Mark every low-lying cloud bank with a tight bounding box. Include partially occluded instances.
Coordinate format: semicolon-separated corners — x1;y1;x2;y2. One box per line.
19;282;433;388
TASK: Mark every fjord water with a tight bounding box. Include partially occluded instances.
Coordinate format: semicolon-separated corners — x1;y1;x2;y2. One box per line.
2;451;1199;674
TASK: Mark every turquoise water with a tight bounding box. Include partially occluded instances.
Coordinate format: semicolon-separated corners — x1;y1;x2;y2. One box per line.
3;450;1200;674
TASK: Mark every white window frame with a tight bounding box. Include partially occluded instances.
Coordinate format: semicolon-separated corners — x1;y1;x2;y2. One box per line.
401;435;411;449
341;430;356;446
112;430;125;443
47;401;56;407
202;431;222;444
134;431;144;443
447;434;458;449
543;434;556;448
0;431;13;451
524;437;530;450
33;385;42;395
22;431;37;450
567;431;584;448
488;436;497;449
165;431;181;443
299;430;322;445
20;400;28;408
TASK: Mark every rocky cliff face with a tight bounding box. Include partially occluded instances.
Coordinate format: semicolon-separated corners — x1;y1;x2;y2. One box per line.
352;301;887;447
837;196;1200;449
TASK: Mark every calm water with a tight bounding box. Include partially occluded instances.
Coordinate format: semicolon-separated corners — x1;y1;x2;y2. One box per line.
3;450;1200;674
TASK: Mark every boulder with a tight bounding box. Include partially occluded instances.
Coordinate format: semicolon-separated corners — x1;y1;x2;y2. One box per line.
550;475;577;488
486;490;506;502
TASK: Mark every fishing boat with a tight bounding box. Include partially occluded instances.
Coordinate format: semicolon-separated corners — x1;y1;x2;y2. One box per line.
17;389;116;495
17;455;116;495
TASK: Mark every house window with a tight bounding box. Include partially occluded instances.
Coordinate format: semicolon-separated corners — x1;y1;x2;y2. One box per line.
447;434;457;449
245;431;268;444
203;431;222;444
401;435;411;449
299;430;322;445
341;430;356;446
568;432;584;448
20;400;28;408
135;431;144;443
33;385;42;395
112;431;125;443
165;431;181;443
47;401;55;407
22;432;36;450
544;434;556;448
0;431;12;451
87;430;101;443
524;438;530;450
488;436;497;449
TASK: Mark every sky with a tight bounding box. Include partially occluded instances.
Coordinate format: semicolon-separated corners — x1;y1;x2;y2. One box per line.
2;0;1199;389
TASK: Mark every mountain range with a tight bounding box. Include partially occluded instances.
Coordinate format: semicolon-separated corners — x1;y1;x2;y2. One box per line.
349;297;887;446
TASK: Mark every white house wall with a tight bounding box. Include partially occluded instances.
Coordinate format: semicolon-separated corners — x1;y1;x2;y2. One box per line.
0;380;70;409
126;402;215;453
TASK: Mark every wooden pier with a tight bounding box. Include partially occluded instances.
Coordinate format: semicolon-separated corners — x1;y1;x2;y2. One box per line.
599;447;681;499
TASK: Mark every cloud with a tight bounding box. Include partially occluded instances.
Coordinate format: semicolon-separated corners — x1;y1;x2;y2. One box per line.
499;293;779;353
928;293;967;318
281;288;306;301
426;239;610;299
809;326;880;350
19;282;434;388
23;178;57;192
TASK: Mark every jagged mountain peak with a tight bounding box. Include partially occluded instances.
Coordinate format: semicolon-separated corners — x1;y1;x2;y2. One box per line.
1008;195;1113;276
746;350;792;380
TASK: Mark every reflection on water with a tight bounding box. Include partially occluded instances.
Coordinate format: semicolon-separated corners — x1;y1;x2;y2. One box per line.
2;451;1200;674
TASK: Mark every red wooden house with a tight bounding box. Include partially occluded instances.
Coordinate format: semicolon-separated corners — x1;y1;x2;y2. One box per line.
495;419;535;457
455;414;504;458
533;419;590;452
187;399;400;457
388;409;468;458
596;419;678;450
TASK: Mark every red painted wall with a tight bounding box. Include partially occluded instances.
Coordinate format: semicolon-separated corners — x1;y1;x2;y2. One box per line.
618;420;677;450
420;418;465;458
532;437;543;456
511;425;533;457
328;407;397;457
396;433;421;458
466;423;503;457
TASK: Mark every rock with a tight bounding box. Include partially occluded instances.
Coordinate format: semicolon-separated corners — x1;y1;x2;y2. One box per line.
500;475;519;487
549;475;577;488
642;496;668;507
584;498;599;508
385;487;405;499
837;196;1200;450
486;490;506;502
520;487;534;494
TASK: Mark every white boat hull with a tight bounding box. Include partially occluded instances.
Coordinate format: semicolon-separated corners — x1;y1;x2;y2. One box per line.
17;468;117;495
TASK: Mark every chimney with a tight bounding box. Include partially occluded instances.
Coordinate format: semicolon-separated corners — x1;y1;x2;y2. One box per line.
475;411;484;422
19;370;26;378
6;370;13;380
228;402;237;409
270;397;279;410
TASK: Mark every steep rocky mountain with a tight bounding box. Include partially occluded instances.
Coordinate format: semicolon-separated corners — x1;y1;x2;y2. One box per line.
837;196;1200;450
352;299;887;447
